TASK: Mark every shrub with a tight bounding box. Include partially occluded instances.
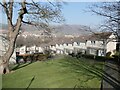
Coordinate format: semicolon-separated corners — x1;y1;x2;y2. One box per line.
81;54;107;61
81;54;95;59
69;52;76;57
106;52;111;57
17;53;49;63
76;52;82;58
95;56;106;61
112;51;120;62
32;53;47;61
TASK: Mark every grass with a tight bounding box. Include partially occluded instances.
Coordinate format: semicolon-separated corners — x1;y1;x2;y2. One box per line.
3;55;104;88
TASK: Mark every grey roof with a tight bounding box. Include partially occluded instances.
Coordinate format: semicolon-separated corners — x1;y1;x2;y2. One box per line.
88;32;112;41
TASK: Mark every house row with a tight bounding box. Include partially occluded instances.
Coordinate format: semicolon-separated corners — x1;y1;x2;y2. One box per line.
49;32;116;56
16;32;117;57
16;45;44;55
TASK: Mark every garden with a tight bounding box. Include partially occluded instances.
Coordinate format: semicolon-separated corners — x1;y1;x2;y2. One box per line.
3;55;104;88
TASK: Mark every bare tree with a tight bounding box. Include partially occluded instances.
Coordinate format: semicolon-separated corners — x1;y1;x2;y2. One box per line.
0;0;64;74
90;2;120;51
88;1;120;63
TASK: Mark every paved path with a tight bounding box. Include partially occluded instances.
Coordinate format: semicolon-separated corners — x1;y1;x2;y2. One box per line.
102;60;120;89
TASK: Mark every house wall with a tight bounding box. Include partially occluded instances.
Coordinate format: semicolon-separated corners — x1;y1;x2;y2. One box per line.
38;47;44;53
73;42;78;46
106;34;117;56
56;44;64;51
19;46;26;55
86;40;107;56
77;42;86;49
50;45;56;51
86;40;104;48
29;45;36;54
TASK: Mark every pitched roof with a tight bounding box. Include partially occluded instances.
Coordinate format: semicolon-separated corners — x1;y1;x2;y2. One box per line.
88;32;112;41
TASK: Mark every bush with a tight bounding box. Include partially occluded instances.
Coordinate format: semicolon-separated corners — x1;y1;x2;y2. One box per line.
106;52;111;57
17;53;49;63
81;54;107;61
81;54;95;59
69;52;76;57
32;53;47;61
112;51;120;62
95;56;106;61
76;52;82;58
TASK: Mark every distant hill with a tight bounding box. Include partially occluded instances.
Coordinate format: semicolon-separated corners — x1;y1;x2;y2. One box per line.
0;23;95;36
21;24;93;36
53;24;93;36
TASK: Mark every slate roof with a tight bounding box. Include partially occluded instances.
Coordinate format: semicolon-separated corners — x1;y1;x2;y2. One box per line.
88;32;112;41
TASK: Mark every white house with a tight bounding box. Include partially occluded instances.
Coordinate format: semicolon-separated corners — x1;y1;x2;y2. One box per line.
73;37;87;54
36;46;44;53
29;45;36;54
19;45;26;55
106;33;117;56
15;32;117;57
85;32;116;56
49;32;116;56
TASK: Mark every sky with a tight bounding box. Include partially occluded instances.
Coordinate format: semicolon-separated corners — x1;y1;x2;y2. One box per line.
0;2;105;28
62;2;104;27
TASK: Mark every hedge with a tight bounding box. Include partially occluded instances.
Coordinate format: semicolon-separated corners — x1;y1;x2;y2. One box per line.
16;53;50;64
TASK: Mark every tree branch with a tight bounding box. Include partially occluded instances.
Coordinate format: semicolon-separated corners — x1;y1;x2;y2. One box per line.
14;0;27;30
8;0;13;24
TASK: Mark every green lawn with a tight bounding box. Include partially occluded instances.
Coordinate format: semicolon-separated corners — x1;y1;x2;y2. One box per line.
3;55;104;88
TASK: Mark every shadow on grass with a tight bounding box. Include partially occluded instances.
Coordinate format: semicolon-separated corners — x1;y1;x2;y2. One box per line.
26;76;35;90
60;57;120;89
105;64;120;73
12;62;34;71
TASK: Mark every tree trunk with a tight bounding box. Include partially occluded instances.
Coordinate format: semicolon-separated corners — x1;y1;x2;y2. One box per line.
0;0;27;74
0;34;17;74
0;62;10;74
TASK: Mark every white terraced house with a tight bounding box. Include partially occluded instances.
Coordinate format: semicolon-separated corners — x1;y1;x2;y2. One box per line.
16;32;117;57
48;32;117;56
86;32;117;56
16;45;45;55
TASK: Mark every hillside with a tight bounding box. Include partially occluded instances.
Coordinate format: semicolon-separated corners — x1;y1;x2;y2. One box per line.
0;23;94;36
3;56;104;88
21;24;93;36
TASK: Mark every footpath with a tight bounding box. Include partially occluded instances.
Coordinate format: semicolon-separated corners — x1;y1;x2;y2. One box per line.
102;60;120;89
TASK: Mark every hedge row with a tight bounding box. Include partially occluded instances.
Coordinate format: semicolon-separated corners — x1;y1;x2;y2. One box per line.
16;53;51;64
69;52;119;62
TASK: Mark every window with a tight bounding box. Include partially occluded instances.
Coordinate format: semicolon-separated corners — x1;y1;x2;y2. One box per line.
91;41;95;45
66;43;68;46
91;41;92;43
77;42;79;45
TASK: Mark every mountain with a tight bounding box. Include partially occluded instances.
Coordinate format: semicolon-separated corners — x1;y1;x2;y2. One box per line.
53;24;92;36
21;24;93;36
0;23;94;36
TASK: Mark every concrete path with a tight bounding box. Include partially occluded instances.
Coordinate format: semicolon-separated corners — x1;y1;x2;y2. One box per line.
102;60;120;89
